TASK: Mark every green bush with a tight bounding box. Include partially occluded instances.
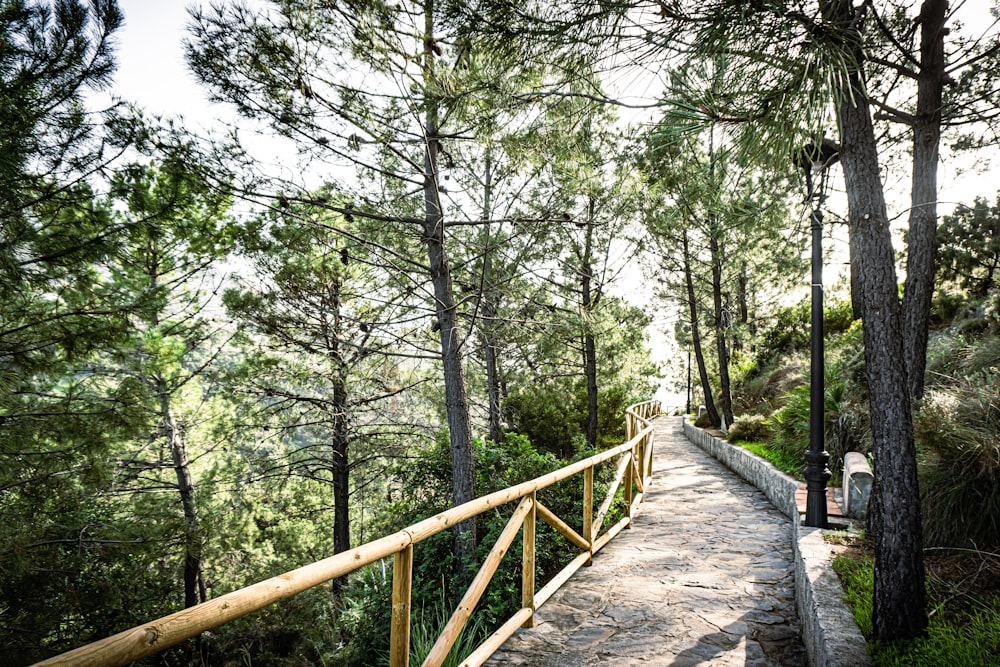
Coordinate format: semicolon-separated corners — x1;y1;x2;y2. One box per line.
726;414;770;443
930;287;970;326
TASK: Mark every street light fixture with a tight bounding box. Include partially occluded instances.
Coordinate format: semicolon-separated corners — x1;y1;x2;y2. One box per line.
797;139;839;529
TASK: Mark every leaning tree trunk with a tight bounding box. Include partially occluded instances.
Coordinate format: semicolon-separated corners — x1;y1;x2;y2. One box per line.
683;228;720;427
423;0;475;571
709;229;734;429
823;0;927;641
902;0;947;401
160;390;207;609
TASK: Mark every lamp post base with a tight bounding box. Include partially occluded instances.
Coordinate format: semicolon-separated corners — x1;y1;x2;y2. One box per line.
804;448;831;528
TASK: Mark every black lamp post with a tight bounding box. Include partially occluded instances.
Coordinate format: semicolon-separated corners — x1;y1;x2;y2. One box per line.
798;140;838;529
686;350;692;415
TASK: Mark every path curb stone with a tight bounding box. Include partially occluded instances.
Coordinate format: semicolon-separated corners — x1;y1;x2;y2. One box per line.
682;420;872;667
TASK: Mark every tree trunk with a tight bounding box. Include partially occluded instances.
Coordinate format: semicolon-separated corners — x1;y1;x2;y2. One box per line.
581;215;599;449
330;410;350;593
160;391;206;609
823;0;927;641
902;0;947;401
329;279;350;593
734;259;749;352
480;151;504;445
483;300;504;445
709;229;734;428
423;0;475;571
683;228;720;427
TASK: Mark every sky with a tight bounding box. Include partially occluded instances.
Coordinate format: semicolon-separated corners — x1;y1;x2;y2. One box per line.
112;2;218;127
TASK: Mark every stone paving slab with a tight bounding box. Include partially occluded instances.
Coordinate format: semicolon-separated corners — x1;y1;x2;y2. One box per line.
485;416;807;666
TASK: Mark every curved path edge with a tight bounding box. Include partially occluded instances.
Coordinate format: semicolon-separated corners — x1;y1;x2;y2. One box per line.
682;421;872;667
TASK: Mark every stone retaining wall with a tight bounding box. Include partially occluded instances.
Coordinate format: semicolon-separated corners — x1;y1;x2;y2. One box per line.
681;420;871;667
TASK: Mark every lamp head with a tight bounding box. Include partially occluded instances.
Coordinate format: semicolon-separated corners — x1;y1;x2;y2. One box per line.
796;139;840;203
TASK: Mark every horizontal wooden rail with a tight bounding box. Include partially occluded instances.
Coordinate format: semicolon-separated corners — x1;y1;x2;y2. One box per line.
33;400;660;667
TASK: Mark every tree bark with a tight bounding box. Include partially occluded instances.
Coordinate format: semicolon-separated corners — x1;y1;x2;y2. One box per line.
328;276;351;593
581;214;599;449
902;0;948;401
424;0;475;571
480;152;504;445
683;228;720;427
483;297;504;445
823;0;927;641
734;259;749;352
160;391;206;609
709;228;734;428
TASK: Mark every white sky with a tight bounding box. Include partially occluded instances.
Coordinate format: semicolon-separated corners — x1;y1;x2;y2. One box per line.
112;1;218;127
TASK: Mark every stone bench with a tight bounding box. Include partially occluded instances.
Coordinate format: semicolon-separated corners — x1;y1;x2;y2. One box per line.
842;452;873;520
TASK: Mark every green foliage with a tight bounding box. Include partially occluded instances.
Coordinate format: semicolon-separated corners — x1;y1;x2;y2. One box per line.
408;594;488;667
930;287;971;326
737;441;803;479
756;297;858;366
767;358;868;482
504;380;588;457
332;563;395;666
726;414;770;443
834;551;1000;666
915;379;1000;549
938;195;1000;297
832;552;874;638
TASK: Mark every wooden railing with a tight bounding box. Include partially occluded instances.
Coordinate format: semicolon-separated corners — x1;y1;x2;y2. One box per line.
34;400;661;667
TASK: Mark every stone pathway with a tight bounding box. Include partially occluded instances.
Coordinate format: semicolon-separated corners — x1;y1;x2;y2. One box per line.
485;416;807;666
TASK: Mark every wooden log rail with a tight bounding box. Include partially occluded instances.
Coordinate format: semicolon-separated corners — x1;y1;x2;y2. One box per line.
33;400;661;667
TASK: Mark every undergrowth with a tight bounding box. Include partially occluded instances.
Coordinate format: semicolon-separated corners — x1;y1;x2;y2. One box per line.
833;548;1000;666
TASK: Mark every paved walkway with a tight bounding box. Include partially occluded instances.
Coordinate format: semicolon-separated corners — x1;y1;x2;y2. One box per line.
485;416;807;666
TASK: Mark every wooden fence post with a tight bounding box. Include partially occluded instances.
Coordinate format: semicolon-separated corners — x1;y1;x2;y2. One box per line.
391;545;413;667
583;465;594;566
624;450;634;527
522;492;536;627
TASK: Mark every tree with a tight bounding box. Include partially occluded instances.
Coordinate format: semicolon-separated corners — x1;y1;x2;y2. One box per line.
937;194;1000;296
187;0;550;569
100;161;233;609
864;1;1000;399
223;191;416;589
0;0;129;399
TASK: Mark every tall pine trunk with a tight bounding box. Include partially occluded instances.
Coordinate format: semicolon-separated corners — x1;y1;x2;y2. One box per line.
329;278;350;593
423;0;475;571
581;213;599;449
902;0;947;401
709;229;734;428
823;0;927;641
683;228;720;427
479;152;504;444
160;391;206;609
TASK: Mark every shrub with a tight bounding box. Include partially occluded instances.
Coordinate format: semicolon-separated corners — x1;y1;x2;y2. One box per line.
726;414;770;443
768;359;869;481
915;383;1000;548
930;287;970;326
834;548;1000;666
